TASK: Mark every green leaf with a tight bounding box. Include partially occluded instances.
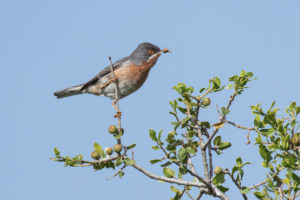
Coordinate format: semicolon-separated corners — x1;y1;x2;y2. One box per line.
186;147;196;155
118;171;124;178
240;187;250;194
240;70;246;77
259;144;272;162
213;136;221;146
253;192;265;199
178;148;187;162
226;84;233;90
54;147;60;156
115;157;122;166
149;129;158;142
161;161;172;167
150;159;161;164
221;107;230;115
126;143;136;150
236;157;242;166
179;166;188;175
163;167;175;178
158;130;163;141
213;173;225;185
123;158;135;166
170;186;180;193
217;185;229;193
94;143;105;157
152;146;160;150
218;142;232;150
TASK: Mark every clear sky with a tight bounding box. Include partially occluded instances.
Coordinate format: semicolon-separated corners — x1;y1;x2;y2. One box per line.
1;0;299;199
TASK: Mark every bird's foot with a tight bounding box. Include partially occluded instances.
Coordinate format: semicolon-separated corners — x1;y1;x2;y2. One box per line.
114;111;122;118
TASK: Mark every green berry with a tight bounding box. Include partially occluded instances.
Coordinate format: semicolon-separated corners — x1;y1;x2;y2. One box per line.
202;97;211;106
108;125;118;134
291;136;300;146
214;166;222;175
105;147;113;155
113;144;123;153
91;151;101;160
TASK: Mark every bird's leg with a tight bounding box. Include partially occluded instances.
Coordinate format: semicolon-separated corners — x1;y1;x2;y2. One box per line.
112;99;122;118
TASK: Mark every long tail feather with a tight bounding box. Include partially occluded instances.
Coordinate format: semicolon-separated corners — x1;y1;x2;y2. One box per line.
54;84;84;99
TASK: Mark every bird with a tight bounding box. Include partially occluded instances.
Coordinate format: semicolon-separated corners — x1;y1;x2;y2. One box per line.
54;42;169;102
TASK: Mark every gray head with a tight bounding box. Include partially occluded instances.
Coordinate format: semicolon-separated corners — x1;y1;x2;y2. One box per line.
129;42;161;65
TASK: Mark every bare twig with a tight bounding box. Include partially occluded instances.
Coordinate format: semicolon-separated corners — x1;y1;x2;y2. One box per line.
248;170;280;190
50;154;120;167
107;165;127;180
131;164;206;188
108;57;122;144
223;120;254;131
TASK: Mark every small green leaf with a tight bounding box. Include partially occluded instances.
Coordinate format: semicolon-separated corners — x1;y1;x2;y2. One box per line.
152;146;160;150
221;107;230;115
158;130;163;141
123;158;135;166
226;84;233;90
161;161;172;167
259;144;272;162
170;186;180;193
217;185;229;193
240;187;250;194
213;136;221;146
178;148;187;162
213;173;225;185
163;167;175;178
218;142;232;150
236;157;242;166
94;143;105;157
253;191;265;199
186;147;196;155
126;143;136;150
179;166;187;175
115;157;122;166
149;129;158;142
150;159;161;164
54;147;60;156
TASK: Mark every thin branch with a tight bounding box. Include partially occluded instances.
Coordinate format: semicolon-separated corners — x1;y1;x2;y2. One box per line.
107;165;127;180
203;92;237;150
225;171;248;200
223;120;254;131
108;57;122;144
131;164;206;188
50;154;120;167
196;190;205;200
248;170;280;190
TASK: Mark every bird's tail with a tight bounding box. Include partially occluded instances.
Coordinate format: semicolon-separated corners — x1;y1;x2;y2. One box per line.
54;84;84;99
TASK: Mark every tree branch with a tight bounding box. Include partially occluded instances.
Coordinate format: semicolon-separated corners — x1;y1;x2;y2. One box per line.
131;164;206;188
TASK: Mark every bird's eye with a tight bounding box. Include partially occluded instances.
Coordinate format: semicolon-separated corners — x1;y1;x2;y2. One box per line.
148;49;155;55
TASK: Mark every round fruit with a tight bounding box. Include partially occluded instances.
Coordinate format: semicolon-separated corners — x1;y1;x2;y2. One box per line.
214;166;222;175
105;147;113;155
202;97;211;106
108;125;118;134
113;144;123;153
290;136;300;146
91;151;101;160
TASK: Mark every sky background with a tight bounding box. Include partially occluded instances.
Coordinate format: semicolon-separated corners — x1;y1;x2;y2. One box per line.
1;0;300;199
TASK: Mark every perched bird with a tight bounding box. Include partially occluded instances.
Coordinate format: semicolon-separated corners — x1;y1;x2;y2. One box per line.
54;42;169;100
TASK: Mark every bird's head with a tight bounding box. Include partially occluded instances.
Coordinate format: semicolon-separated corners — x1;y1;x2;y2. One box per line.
130;42;169;65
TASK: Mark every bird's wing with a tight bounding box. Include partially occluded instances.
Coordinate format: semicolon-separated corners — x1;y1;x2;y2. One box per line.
80;57;129;91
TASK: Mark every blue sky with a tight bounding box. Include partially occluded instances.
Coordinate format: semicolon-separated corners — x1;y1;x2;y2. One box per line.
1;0;299;199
